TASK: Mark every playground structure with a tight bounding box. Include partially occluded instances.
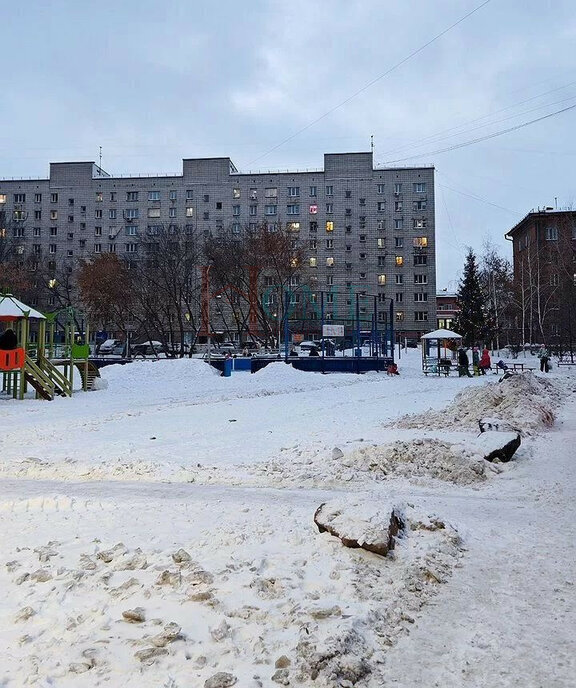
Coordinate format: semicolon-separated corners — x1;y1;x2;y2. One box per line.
421;328;463;375
0;294;100;400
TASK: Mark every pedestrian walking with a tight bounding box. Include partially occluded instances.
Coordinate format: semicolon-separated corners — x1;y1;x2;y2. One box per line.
472;347;480;376
458;347;473;377
537;345;551;373
479;348;491;375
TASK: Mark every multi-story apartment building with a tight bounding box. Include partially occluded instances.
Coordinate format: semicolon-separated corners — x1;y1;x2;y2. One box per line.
0;152;436;339
436;292;458;330
505;208;576;345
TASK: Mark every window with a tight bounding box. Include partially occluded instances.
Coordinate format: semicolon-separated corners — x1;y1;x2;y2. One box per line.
50;210;58;221
265;204;277;215
126;191;139;202
545;226;558;241
125;243;138;253
359;234;366;243
265;187;277;198
377;202;386;212
249;205;257;216
148;191;161;201
325;185;333;196
186;207;194;217
33;227;41;237
95;226;102;236
413;218;427;229
413;200;427;211
395;274;403;284
169;190;177;200
232;222;241;234
359;272;366;280
550;274;559;286
125;208;139;220
377;184;385;194
327;275;334;285
377;220;385;232
310;185;317;197
345;225;352;233
395;237;404;248
378;256;386;266
394;201;403;212
413;182;427;193
148;208;161;218
309;239;317;249
95;209;103;219
233;204;240;216
93;243;101;253
309;257;317;267
50;192;58;203
169;207;176;218
395;256;404;266
13;227;24;238
414;293;428;302
0;194;6;204
309;204;318;214
394;183;402;194
345;208;352;216
34;193;42;203
125;225;137;235
13;210;26;221
396;311;404;321
108;243;117;253
49;244;56;254
326;221;334;232
394;218;404;230
50;227;58;236
14;193;26;203
359;198;366;206
359;253;366;261
415;311;428;321
32;244;41;254
288;222;300;232
288;186;300;197
109;209;117;220
203;211;210;220
233;188;241;199
96;192;103;202
67;232;74;240
326;239;333;249
186;190;193;200
378;274;386;285
309;221;318;232
413;237;428;247
326;203;333;213
414;274;428;284
107;192;115;202
414;254;428;266
395;293;403;302
326;257;334;267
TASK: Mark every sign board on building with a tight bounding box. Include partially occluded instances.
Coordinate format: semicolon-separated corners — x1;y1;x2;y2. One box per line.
322;324;345;338
292;333;304;343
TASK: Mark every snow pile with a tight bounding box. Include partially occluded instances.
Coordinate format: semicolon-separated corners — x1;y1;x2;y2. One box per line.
397;372;563;434
0;498;462;687
101;358;220;393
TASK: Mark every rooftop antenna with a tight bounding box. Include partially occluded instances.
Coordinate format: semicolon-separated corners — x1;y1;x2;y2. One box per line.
370;134;374;154
99;146;102;169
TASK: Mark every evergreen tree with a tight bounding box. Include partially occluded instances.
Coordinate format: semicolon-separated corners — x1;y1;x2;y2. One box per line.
452;248;490;346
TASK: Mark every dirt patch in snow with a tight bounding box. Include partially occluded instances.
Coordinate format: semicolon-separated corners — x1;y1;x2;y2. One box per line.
397;372;564;435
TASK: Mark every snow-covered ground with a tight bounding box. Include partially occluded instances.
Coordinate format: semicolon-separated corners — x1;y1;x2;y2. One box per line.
0;349;574;686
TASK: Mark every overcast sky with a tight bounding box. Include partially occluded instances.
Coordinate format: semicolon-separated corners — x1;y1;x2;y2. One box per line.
1;0;575;288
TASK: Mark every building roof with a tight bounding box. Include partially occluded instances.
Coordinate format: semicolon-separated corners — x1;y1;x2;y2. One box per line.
505;208;576;238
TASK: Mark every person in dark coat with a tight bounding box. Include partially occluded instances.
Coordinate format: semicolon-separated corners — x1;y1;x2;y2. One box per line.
458;347;473;377
308;346;320;356
0;328;18;350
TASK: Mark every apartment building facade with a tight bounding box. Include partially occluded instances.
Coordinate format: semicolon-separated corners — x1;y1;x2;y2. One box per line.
505;208;576;345
0;152;436;339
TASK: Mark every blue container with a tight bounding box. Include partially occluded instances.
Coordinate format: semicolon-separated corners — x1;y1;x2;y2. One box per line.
223;358;233;377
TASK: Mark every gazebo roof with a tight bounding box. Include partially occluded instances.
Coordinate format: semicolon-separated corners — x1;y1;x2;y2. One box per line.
0;294;46;321
420;328;462;340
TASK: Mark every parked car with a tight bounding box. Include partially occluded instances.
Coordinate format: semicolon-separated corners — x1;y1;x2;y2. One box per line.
131;340;166;356
98;338;123;355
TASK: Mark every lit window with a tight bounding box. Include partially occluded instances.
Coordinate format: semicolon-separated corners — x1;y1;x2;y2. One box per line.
326;257;334;267
148;208;161;218
309;204;318;214
309;257;317;267
378;274;386;285
413;218;427;229
290;257;299;268
0;194;6;204
395;256;404;266
96;192;103;202
13;210;26;221
288;222;300;232
326;221;334;232
186;207;194;217
396;311;404;321
50;210;58;221
233;188;241;199
413;237;428;247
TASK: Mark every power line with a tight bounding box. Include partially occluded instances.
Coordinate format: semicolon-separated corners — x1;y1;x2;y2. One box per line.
248;0;494;166
382;78;576;157
384;102;576;163
438;182;522;215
